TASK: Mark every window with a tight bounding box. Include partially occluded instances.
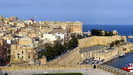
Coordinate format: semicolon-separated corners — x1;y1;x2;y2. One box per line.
28;55;30;59
18;56;19;59
22;56;23;59
22;51;23;54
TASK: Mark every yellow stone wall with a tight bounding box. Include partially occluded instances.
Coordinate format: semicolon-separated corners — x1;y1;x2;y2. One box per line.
68;22;83;34
94;48;118;61
118;43;133;54
18;38;32;45
78;36;127;48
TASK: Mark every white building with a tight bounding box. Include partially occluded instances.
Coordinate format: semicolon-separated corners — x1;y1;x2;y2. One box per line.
41;34;57;44
54;33;65;44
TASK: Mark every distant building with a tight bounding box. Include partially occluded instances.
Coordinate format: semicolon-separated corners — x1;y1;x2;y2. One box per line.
80;45;118;62
94;48;118;61
41;34;57;44
80;45;107;60
9;16;18;22
67;21;83;34
113;30;118;35
16;22;25;28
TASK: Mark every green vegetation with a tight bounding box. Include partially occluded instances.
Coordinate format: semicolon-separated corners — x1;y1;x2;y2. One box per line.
40;35;78;61
91;29;103;36
68;35;78;49
76;34;83;39
110;42;115;48
91;29;115;36
110;39;125;47
32;73;83;75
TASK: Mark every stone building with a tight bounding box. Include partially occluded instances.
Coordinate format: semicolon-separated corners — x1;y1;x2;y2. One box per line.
80;45;107;60
113;30;118;35
16;22;25;28
9;16;18;22
10;38;38;64
34;23;53;34
94;48;118;61
67;21;83;34
0;16;4;24
80;45;118;62
41;34;57;44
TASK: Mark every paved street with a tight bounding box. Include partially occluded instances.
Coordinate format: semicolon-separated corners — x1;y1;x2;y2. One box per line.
0;68;114;75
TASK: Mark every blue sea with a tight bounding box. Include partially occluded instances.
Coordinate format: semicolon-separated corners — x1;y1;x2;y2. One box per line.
83;25;133;43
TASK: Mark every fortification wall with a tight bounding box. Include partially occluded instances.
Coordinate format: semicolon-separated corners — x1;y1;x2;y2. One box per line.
48;36;127;65
47;47;81;65
118;43;133;54
78;36;127;48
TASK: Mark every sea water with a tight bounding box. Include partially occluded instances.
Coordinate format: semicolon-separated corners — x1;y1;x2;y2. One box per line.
83;25;133;43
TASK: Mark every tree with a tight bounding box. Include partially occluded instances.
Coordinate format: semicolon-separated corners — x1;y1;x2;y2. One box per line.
108;32;114;36
114;40;120;46
77;34;83;39
91;29;103;36
121;39;125;43
104;31;108;36
40;34;79;61
110;42;115;48
91;29;115;36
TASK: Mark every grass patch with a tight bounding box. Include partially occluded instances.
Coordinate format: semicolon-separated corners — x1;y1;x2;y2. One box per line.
32;73;83;75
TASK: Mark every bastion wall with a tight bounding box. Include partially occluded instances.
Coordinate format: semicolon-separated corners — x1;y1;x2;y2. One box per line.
78;36;127;48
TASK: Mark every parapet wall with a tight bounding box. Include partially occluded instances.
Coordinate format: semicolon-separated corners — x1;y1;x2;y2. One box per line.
0;65;92;70
0;65;132;75
47;47;81;65
78;36;127;48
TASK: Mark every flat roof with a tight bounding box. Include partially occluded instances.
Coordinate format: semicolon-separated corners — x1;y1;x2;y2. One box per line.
95;47;116;53
80;45;106;53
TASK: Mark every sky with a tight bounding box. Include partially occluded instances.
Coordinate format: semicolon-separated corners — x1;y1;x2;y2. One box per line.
0;0;133;25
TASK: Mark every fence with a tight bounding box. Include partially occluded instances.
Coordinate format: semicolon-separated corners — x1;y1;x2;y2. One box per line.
97;65;133;75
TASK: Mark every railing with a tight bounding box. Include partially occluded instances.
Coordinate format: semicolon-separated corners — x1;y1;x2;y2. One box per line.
97;65;133;75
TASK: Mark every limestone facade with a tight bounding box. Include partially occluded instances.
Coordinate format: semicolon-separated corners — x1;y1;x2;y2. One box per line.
78;36;127;48
94;48;118;61
67;21;82;34
10;38;36;64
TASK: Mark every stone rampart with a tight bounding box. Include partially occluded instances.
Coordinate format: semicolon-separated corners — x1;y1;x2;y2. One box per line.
78;36;127;48
47;47;81;65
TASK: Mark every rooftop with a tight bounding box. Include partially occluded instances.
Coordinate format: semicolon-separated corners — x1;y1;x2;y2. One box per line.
95;47;117;53
80;45;107;53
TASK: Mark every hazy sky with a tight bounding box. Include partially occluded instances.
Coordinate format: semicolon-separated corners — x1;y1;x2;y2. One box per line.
1;0;133;25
